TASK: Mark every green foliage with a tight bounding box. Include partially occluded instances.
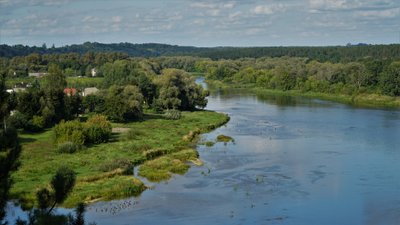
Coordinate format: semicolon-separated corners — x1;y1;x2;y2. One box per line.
54;115;112;147
380;62;400;96
54;120;85;145
51;166;76;206
41;64;67;91
98;159;134;175
164;109;181;120
36;188;53;210
85;115;112;144
105;85;143;122
155;69;208;110
12;110;229;208
6;111;28;129
27;115;46;132
82;94;105;113
57;142;81;154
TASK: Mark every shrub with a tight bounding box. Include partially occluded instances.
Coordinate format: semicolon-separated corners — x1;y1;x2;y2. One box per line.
99;159;134;175
25;115;46;132
164;109;181;120
57;141;81;154
85;115;112;144
53;120;85;145
6;111;27;129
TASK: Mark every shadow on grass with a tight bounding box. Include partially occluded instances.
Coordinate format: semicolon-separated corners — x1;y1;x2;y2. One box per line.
18;136;37;144
142;113;165;120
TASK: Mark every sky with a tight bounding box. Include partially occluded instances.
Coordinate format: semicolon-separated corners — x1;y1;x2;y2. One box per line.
0;0;399;47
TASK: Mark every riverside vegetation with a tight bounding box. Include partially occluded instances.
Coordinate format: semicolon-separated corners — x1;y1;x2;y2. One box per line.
1;45;400;224
0;56;229;225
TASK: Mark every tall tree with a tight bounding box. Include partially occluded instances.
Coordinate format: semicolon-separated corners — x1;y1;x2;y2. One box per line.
0;71;22;224
155;69;208;110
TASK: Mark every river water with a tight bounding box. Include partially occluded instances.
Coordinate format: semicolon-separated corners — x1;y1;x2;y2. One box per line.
6;79;400;224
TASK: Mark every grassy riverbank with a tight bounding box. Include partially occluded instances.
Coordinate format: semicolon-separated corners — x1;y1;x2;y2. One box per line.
207;80;400;108
11;110;229;208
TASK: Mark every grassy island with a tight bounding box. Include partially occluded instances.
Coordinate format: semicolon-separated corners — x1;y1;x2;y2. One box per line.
11;110;229;208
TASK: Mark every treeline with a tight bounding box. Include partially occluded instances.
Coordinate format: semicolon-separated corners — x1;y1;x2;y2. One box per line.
0;42;204;58
198;57;400;97
0;51;201;78
2;42;400;62
196;45;400;62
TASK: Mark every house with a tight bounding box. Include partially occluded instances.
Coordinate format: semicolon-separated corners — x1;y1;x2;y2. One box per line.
64;88;77;96
82;87;99;96
91;68;97;77
28;72;48;78
7;82;29;93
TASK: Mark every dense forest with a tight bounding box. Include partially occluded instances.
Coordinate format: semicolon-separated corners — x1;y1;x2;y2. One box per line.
1;42;400;62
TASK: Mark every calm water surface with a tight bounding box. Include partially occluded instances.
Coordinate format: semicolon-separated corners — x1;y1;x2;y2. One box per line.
7;79;400;224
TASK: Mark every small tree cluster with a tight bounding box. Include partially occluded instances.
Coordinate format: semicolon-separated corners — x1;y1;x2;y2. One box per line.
53;115;112;152
154;69;208;110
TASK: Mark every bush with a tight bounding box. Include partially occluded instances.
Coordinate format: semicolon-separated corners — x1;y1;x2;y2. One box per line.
164;109;181;120
6;111;28;129
53;120;85;145
99;159;134;175
57;141;81;154
85;115;112;144
25;115;46;132
53;115;112;148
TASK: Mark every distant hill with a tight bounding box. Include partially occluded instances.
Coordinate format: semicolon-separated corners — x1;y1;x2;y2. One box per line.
1;42;400;62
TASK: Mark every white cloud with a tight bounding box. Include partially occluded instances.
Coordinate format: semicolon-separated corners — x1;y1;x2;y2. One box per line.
245;28;264;35
82;16;100;23
190;2;215;9
222;2;236;9
112;16;122;23
309;0;349;11
253;4;286;15
356;8;400;19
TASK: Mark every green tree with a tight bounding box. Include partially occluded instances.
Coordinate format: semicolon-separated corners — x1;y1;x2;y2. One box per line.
155;69;208;110
41;64;66;91
380;62;400;96
105;85;143;122
36;166;76;214
0;71;22;224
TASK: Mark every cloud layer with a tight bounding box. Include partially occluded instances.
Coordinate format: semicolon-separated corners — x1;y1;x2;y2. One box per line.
0;0;399;46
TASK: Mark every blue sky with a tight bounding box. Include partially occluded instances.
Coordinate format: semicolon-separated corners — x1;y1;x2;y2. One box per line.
0;0;399;47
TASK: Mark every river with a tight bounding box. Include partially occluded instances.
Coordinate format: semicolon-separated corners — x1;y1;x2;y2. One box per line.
6;78;400;224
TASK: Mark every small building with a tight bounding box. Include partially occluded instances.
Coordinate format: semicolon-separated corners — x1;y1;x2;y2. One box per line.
13;87;26;93
91;68;97;77
28;72;48;78
64;88;77;96
82;87;99;96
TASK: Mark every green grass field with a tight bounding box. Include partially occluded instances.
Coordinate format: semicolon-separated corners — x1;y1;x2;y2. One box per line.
11;110;229;208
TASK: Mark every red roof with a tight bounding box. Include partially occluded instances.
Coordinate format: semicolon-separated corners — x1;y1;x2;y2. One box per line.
63;88;77;96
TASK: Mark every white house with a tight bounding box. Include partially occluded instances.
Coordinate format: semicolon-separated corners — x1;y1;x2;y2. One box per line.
91;68;97;77
82;87;99;96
